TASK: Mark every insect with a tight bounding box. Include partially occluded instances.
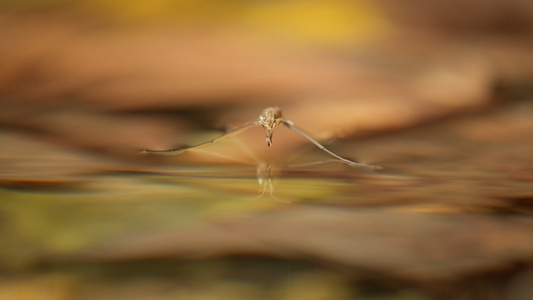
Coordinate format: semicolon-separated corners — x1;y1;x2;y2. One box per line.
145;107;380;170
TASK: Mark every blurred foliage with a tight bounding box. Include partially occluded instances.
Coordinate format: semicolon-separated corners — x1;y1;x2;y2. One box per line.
1;0;388;45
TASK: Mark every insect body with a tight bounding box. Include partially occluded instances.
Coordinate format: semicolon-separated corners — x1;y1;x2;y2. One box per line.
259;107;283;147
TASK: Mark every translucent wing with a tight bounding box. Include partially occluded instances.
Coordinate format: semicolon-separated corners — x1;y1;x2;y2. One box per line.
281;119;380;169
144;120;260;155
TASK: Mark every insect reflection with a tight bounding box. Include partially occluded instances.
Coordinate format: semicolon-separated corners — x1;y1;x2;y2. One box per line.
144;107;381;202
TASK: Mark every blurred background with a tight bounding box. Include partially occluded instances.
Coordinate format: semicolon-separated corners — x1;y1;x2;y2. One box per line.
1;0;533;299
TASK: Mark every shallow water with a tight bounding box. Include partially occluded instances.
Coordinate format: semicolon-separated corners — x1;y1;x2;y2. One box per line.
1;101;533;299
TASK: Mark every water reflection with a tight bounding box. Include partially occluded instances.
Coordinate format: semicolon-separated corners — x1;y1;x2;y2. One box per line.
136;159;379;204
